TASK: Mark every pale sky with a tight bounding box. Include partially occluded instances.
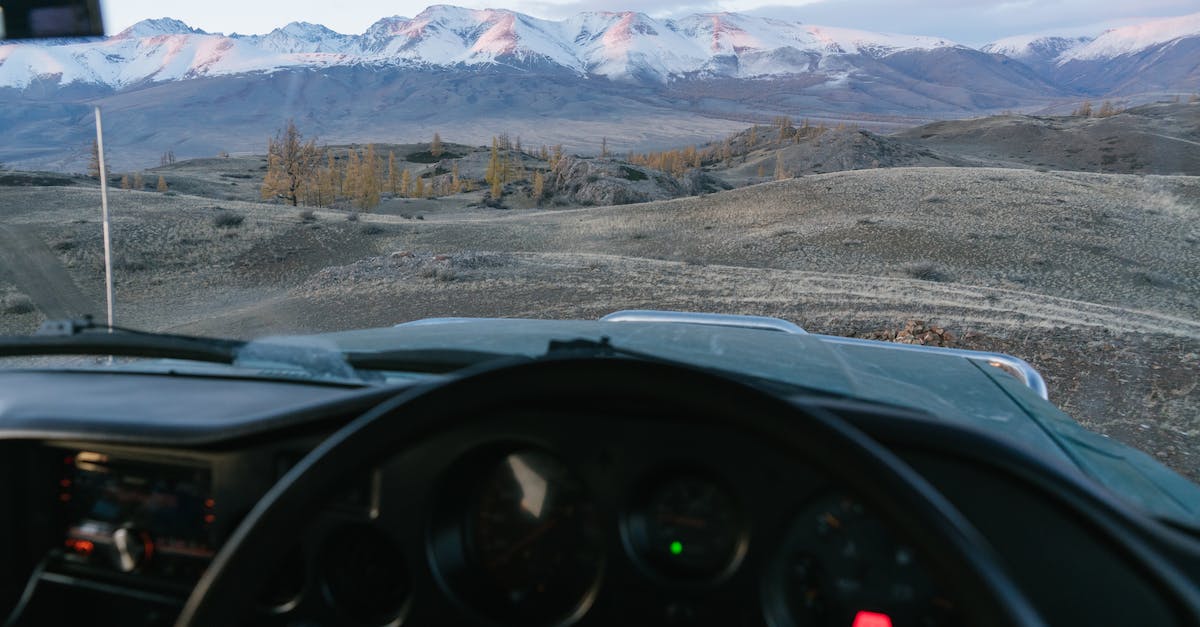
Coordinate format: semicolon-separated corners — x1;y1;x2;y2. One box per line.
99;0;1198;46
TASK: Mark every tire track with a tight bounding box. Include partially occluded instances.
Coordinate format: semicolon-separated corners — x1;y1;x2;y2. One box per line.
0;223;100;319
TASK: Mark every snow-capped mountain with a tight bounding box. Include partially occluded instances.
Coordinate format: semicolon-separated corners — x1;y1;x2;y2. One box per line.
982;12;1200;65
0;4;970;89
2;5;1197;173
2;5;1196;93
1060;12;1200;61
243;22;358;54
979;12;1200;94
115;17;205;39
7;4;1195;94
981;35;1093;64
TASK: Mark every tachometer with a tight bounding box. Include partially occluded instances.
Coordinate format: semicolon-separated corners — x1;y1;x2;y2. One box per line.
626;476;746;581
465;449;603;624
766;493;957;627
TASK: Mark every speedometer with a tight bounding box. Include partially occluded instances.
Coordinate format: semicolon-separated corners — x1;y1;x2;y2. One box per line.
465;449;603;625
626;476;746;581
766;493;957;627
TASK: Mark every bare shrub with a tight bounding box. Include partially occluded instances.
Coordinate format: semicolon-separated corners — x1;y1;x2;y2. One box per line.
211;211;244;228
346;212;359;222
1133;270;1175;288
360;224;386;235
419;265;457;282
1141;191;1195;220
2;293;35;315
900;261;955;282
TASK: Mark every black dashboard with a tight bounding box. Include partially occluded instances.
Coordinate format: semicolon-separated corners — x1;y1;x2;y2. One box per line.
1;370;1199;627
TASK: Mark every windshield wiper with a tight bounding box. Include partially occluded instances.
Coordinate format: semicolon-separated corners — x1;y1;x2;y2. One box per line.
0;317;245;364
0;317;361;382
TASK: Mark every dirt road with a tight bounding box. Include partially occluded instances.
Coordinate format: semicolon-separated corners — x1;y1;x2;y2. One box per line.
0;223;99;319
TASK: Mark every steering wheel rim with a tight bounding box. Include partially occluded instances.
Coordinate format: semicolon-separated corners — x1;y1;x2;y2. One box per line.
176;357;1043;627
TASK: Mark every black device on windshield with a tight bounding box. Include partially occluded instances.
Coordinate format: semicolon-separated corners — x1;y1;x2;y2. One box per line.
1;0;103;39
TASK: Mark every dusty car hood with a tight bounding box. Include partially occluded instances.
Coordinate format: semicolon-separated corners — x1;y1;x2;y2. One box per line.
310;318;1200;527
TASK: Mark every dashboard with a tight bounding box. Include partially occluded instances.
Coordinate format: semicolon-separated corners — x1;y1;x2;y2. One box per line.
1;370;1199;627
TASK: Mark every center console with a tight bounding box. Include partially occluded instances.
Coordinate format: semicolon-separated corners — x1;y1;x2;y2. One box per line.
57;449;216;582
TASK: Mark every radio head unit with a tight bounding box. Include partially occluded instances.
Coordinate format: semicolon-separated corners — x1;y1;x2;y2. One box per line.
58;450;215;580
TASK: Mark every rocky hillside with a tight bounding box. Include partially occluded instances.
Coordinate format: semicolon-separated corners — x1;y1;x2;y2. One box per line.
893;101;1200;175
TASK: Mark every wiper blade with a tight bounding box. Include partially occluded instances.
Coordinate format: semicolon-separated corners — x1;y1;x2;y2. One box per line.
0;317;244;364
2;318;361;383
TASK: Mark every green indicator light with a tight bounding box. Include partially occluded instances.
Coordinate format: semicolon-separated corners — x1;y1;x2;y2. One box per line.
669;541;683;555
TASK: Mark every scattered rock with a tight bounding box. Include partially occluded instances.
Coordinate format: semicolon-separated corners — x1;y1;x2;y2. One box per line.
857;319;957;347
550;156;726;206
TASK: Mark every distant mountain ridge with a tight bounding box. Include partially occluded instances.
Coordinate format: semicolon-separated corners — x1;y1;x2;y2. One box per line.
0;4;981;89
1;6;1196;95
980;13;1200;95
981;35;1095;65
1;6;1198;172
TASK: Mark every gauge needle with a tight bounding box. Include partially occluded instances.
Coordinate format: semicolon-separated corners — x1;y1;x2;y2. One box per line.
487;517;558;569
657;514;708;528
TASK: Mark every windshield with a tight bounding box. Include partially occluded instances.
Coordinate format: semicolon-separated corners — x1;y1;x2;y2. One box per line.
0;1;1196;520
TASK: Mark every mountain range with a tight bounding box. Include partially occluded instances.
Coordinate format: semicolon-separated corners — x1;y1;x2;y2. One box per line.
1;5;1198;171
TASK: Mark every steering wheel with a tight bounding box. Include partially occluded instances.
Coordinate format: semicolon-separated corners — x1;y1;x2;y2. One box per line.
176;357;1043;626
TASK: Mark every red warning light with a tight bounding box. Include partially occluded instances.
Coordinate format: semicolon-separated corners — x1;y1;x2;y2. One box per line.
142;534;155;561
66;539;95;556
852;611;893;627
204;514;216;524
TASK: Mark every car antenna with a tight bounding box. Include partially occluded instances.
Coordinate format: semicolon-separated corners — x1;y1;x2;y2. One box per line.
93;106;115;332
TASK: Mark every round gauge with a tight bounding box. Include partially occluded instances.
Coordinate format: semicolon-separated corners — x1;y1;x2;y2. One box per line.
318;523;410;625
466;449;603;624
626;476;745;580
767;493;956;627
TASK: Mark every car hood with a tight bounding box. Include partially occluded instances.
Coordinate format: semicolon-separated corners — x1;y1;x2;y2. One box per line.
305;317;1200;527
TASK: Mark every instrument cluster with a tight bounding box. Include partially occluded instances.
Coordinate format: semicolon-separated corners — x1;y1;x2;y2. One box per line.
416;443;955;627
39;429;956;627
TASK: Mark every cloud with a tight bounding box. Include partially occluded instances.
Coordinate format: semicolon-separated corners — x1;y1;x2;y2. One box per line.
738;0;1197;45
